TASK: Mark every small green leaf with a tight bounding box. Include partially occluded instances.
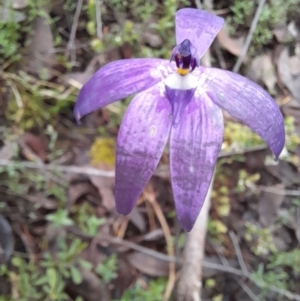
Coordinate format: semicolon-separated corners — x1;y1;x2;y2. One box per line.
70;266;82;285
47;267;57;289
78;259;93;271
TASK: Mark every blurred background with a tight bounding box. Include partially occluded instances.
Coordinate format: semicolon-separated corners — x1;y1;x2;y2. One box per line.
0;0;299;300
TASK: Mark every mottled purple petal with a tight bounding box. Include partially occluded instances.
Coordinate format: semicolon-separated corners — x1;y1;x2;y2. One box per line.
115;83;172;215
170;93;224;231
175;8;224;59
198;67;285;159
165;86;196;126
74;58;172;122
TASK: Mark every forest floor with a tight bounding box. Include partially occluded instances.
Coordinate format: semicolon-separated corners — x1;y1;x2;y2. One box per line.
0;0;300;300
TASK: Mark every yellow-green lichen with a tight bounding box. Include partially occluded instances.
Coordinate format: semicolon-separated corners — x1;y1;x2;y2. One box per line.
89;138;116;166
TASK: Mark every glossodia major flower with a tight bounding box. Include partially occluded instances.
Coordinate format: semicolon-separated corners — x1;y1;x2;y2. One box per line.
74;8;285;231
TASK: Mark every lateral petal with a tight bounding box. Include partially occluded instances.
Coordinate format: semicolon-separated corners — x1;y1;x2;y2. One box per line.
115;83;172;214
175;8;224;59
198;67;285;159
74;58;172;122
170;93;224;231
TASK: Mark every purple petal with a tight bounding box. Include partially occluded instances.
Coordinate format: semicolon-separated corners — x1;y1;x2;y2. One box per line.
74;58;172;122
115;83;172;215
165;86;196;126
175;8;224;59
170;93;224;231
199;67;285;159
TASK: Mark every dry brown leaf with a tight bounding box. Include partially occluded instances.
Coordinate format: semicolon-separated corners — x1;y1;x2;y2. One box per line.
66;268;110;301
128;208;146;232
246;52;277;92
273;235;288;252
64;72;93;89
277;47;300;103
26;193;57;210
266;161;300;186
112;257;136;300
19;132;47;161
273;25;293;43
63;56;99;88
134;17;163;48
258;184;285;227
126;251;169;277
80;238;105;267
89;173;115;211
217;28;248;61
23;16;56;79
143;229;164;241
67;182;93;210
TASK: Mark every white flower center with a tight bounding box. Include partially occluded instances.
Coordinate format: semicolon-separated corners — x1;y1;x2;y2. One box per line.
164;72;198;90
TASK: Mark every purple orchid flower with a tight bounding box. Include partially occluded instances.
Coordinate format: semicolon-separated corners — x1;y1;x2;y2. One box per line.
74;8;285;231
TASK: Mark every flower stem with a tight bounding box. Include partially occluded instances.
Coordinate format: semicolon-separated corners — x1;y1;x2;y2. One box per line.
176;172;215;301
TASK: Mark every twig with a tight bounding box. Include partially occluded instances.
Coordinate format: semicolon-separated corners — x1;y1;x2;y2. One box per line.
5;79;23;108
238;279;261;301
229;230;300;300
0;159;115;177
0;143;267;180
246;182;300;196
296;207;300;243
113;235;300;301
17;139;63;183
232;0;266;73
213;40;227;69
67;0;84;62
95;0;103;40
229;232;260;301
108;236;179;263
145;186;176;301
229;231;249;276
69;227;300;301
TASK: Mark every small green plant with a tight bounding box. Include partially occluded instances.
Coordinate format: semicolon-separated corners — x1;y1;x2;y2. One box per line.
0;21;21;63
118;278;167;301
5;72;76;130
171;232;186;249
227;0;300;52
46;209;74;227
207;218;228;238
205;278;216;288
284;116;300;152
251;263;289;297
269;249;300;275
212;185;231;217
212;294;223;301
236;170;260;193
223;121;263;153
245;222;276;256
0;237;89;301
96;254;118;284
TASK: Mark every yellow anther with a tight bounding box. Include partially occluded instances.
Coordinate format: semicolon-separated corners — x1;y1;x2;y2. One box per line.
177;68;189;76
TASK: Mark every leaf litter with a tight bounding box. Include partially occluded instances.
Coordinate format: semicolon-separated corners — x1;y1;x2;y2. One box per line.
0;1;300;301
